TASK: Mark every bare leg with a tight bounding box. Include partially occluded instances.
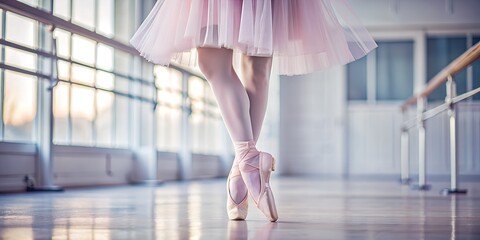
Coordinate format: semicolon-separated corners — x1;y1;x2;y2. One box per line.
241;55;273;142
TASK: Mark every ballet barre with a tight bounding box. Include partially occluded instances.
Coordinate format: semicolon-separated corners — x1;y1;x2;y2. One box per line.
400;41;480;194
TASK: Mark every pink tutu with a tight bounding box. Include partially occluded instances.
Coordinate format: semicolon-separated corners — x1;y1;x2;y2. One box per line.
130;0;377;76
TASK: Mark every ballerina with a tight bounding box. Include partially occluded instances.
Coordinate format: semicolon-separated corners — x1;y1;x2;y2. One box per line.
130;0;376;222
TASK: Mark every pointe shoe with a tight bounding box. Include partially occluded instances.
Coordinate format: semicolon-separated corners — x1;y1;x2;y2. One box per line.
254;152;278;222
236;141;278;222
226;159;248;220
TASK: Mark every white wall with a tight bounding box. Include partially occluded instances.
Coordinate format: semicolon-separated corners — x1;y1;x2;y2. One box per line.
346;104;402;176
0;143;36;191
53;146;132;187
280;67;346;176
0;143;227;191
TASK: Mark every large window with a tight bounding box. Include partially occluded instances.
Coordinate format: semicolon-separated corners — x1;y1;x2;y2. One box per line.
1;0;225;157
347;40;414;101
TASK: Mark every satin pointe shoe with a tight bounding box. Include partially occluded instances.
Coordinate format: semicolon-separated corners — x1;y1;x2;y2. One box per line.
226;158;248;220
235;141;278;222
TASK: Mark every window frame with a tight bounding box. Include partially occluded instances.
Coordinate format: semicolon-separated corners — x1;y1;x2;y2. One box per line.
347;31;424;105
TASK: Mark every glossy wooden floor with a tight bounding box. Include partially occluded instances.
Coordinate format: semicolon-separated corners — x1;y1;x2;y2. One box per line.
1;177;479;240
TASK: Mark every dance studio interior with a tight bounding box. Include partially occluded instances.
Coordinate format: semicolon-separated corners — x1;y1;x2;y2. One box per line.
0;0;479;239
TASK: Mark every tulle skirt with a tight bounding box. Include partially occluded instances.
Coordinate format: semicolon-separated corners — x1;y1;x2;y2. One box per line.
130;0;377;76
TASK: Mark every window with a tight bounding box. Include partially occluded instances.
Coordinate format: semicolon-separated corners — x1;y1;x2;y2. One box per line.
347;40;414;101
188;76;223;155
96;0;114;37
138;59;155;147
71;34;96;65
155;66;182;152
427;37;467;101
95;71;114;147
5;12;37;72
55;0;113;36
347;55;367;100
376;41;414;100
53;82;70;144
204;85;224;155
53;28;71;59
472;36;480;101
114;95;129;148
189;76;205;154
3;71;37;142
17;0;38;8
72;0;95;30
0;10;2;60
48;1;142;148
54;0;71;20
1;11;39;143
70;85;95;145
52;27;118;147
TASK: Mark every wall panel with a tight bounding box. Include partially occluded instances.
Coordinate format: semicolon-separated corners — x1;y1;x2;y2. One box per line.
0;143;36;192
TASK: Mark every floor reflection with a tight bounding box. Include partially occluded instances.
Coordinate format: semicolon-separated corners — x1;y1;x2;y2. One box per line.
154;187;181;240
449;196;457;240
187;184;203;240
0;178;479;240
51;197;113;240
228;221;277;240
0;201;33;239
1;227;33;240
228;221;248;240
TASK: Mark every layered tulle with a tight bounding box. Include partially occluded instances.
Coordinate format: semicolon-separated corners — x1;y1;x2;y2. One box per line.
130;0;377;76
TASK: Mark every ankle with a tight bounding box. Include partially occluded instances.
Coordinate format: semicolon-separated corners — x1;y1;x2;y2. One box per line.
233;140;258;160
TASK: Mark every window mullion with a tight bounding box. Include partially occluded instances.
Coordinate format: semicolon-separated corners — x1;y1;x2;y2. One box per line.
34;21;44;143
67;33;73;144
92;41;98;146
466;33;473;101
93;0;98;145
69;0;73;22
0;10;6;140
367;49;376;104
94;0;98;33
